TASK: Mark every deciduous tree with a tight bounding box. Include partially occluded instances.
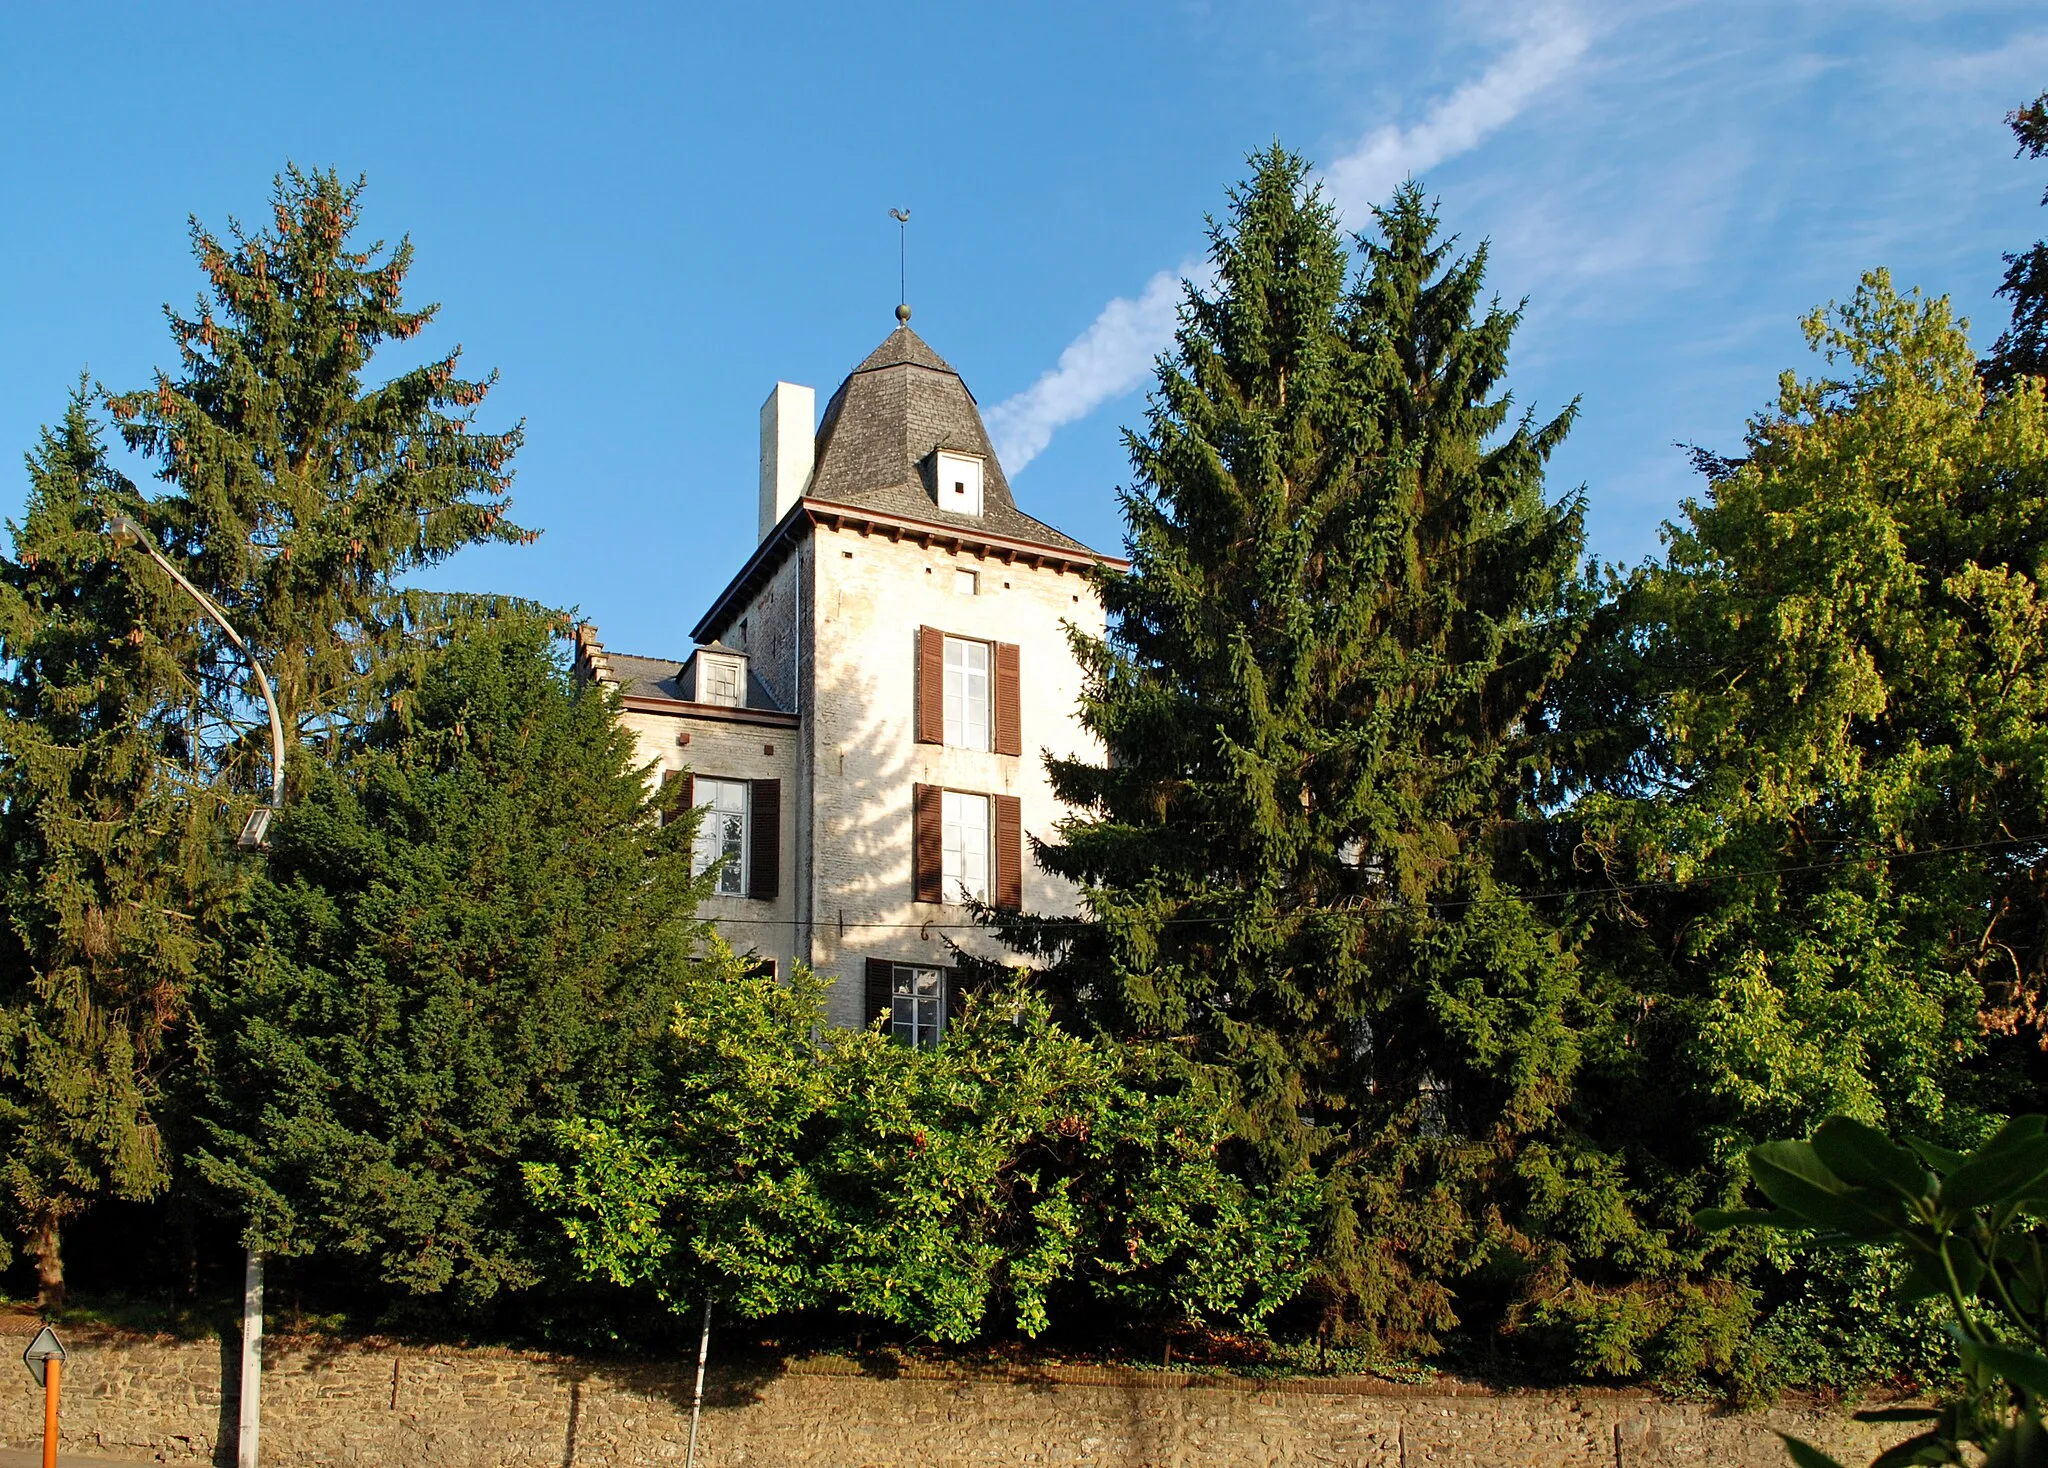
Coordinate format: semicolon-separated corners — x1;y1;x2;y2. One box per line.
529;954;1315;1343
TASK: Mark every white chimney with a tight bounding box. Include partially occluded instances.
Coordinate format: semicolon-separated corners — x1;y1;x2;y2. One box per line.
758;381;815;541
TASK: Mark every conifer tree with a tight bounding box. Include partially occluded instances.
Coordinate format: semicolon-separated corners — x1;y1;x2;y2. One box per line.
105;164;528;780
1987;90;2048;393
0;394;214;1307
994;152;1603;1349
190;612;711;1319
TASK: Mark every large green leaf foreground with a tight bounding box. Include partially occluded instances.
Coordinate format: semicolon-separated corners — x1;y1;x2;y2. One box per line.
1700;1117;2048;1466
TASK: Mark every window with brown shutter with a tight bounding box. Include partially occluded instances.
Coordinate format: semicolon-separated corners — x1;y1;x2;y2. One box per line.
917;626;944;743
994;642;1021;756
869;959;952;1047
912;783;944;903
864;958;893;1029
994;794;1023;910
658;769;694;827
747;778;780;900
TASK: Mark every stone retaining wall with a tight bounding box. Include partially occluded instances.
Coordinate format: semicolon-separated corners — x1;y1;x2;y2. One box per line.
0;1318;1903;1466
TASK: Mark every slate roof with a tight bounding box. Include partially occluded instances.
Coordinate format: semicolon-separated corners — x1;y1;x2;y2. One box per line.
604;651;784;712
807;325;1098;557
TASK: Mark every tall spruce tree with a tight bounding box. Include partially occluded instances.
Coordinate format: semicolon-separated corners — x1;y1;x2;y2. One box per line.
105;164;528;780
993;152;1612;1352
0;394;216;1307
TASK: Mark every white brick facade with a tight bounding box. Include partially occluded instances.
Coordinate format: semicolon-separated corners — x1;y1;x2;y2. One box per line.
577;323;1122;1032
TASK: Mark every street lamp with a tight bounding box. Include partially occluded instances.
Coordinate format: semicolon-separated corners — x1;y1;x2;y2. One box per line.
107;516;283;850
107;512;278;1468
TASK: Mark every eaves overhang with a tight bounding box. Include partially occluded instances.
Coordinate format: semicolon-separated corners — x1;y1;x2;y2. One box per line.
620;694;801;729
691;496;1129;645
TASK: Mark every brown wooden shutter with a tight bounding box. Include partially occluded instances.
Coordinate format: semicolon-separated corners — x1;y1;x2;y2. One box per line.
994;794;1022;911
747;779;780;900
944;962;975;1022
913;782;944;903
864;957;894;1031
916;626;944;744
659;769;693;827
994;642;1021;756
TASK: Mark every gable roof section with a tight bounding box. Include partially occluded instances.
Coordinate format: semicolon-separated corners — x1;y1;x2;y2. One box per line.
574;627;796;726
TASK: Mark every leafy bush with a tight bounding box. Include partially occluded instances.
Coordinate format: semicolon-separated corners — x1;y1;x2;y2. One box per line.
528;947;1317;1343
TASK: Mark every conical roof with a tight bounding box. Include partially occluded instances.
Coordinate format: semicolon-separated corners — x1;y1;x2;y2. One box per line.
807;324;1092;555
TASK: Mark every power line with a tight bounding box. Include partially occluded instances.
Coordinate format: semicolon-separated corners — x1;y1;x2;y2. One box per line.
698;830;2048;934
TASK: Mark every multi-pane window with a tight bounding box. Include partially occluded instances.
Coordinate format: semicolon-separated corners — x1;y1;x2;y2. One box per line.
891;964;945;1048
942;790;990;902
692;779;748;896
943;636;989;750
700;656;742;707
937;451;984;516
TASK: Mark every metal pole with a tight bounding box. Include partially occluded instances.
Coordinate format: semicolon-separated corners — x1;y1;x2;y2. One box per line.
115;527;286;806
109;517;285;1468
684;1297;711;1468
238;1249;263;1468
41;1355;58;1468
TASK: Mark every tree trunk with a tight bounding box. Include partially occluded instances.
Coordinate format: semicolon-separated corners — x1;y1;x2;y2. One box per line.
28;1209;63;1312
174;1190;199;1302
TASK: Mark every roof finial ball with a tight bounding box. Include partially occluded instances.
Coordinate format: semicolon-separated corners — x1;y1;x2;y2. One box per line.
895;302;912;325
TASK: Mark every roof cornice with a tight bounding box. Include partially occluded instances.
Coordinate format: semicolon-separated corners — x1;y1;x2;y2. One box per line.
691;496;1128;645
620;694;800;728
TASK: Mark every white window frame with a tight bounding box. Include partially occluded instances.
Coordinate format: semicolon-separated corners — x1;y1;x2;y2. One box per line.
698;653;744;708
936;452;984;516
942;636;990;751
953;568;978;596
891;963;946;1048
941;790;990;903
692;778;749;896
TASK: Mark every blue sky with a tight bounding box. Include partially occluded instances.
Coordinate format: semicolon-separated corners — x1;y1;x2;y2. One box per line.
2;2;2042;658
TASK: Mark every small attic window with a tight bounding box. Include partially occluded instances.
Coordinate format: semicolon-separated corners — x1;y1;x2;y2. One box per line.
696;649;746;708
936;451;984;517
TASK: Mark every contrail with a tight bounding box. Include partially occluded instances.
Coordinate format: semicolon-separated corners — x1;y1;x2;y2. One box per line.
986;10;1590;473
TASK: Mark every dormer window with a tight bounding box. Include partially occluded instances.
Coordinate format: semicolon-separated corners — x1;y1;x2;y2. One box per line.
935;451;984;517
695;647;747;708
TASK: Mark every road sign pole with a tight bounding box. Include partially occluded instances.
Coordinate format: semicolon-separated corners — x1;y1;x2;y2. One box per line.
41;1353;58;1468
23;1323;67;1468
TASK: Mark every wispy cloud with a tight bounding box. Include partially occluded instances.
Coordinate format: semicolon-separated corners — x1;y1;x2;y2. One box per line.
986;8;1591;474
1322;10;1590;222
984;261;1202;473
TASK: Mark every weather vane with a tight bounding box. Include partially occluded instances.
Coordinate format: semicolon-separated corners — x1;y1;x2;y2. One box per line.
890;207;911;323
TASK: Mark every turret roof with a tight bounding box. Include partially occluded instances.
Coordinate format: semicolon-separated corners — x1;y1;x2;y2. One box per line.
807;324;1094;556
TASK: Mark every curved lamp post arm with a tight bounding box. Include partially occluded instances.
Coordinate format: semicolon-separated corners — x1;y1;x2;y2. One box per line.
108;515;285;823
108;512;280;1467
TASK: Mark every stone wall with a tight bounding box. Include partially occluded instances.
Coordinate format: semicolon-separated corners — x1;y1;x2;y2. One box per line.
0;1317;1903;1467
